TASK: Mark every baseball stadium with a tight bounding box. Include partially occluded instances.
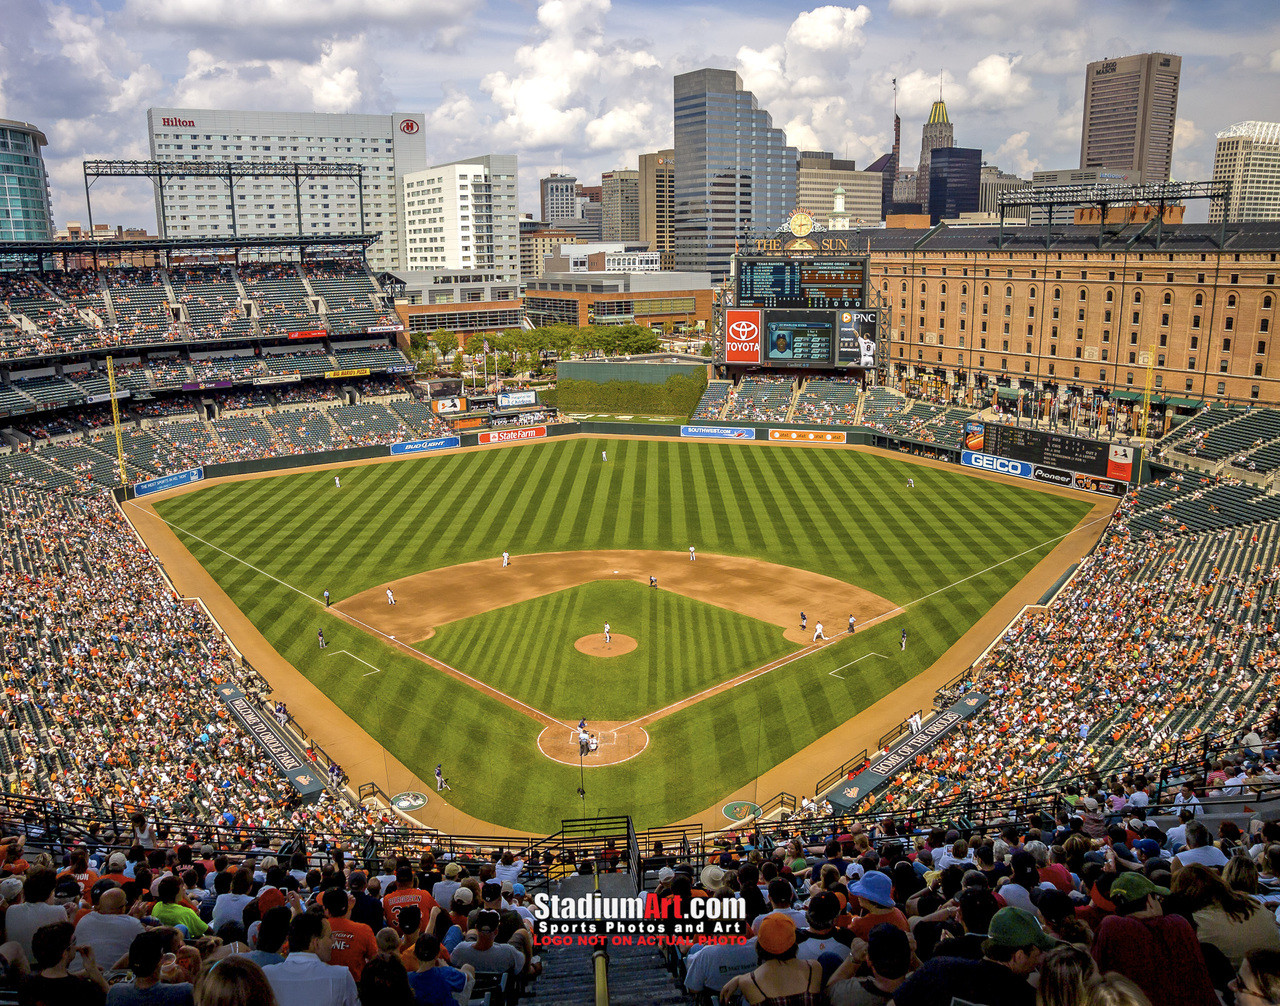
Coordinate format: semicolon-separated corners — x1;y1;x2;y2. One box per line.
4;218;1280;1004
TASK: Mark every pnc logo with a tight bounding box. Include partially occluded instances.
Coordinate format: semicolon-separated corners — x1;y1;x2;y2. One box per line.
161;117;195;127
399;119;420;134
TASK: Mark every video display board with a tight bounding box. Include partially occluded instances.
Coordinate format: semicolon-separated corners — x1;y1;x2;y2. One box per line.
737;257;867;310
766;311;834;366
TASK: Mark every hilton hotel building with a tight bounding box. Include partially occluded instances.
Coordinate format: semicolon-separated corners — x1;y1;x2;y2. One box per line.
850;221;1280;407
146;108;428;271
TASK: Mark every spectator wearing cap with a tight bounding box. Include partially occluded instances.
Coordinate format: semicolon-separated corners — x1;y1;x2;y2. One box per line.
718;914;824;1004
322;889;378;982
889;906;1055;1006
343;872;382;934
429;863;462;914
0;874;23;936
795;891;853;963
1092;872;1218;1006
827;922;913;1005
106;929;194;1005
846;873;909;941
262;912;358;1006
1133;839;1168;874
74;887;143;975
102;854;130;888
449;910;522;980
1172;821;1230;875
407;932;475;1006
701;865;728;895
7;870;69;964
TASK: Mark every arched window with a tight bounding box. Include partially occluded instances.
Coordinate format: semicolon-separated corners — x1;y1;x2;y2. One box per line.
961;284;968;296
1133;291;1142;304
940;282;948;294
982;284;990;296
921;282;927;293
1005;285;1013;298
1265;295;1274;309
1163;292;1172;305
1228;294;1237;307
1194;293;1204;307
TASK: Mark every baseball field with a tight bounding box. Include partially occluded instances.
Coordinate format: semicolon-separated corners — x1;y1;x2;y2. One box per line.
147;436;1093;832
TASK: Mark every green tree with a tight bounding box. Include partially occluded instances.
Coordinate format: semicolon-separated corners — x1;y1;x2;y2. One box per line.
464;333;486;358
434;330;459;363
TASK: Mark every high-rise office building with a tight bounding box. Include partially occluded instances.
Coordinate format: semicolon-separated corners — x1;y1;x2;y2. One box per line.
0;119;53;240
1080;52;1181;181
1211;121;1280;223
928;147;981;223
402;154;520;283
1029;166;1142;225
980;165;1029;221
916;99;954;213
540;173;577;223
601;169;640;242
796;151;881;226
673;68;796;277
639;149;675;264
145;107;426;271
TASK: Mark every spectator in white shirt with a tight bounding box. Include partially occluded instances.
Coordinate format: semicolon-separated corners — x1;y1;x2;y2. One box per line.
750;879;809;933
263;913;359;1006
1172;782;1203;816
1171;821;1230;875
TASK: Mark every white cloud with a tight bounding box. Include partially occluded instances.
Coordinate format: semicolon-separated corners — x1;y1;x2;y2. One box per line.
994;131;1040;176
123;0;470;32
966;54;1030;108
1174;117;1204;153
785;5;871;53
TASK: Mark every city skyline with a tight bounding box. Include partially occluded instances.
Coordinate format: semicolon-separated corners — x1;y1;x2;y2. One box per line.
4;0;1280;232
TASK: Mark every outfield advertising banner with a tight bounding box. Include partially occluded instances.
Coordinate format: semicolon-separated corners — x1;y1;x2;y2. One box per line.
497;390;537;408
324;367;370;380
768;429;847;444
961;450;1034;479
1074;473;1129;497
134;467;204;497
724;309;763;363
390;436;460;455
680;425;756;440
479;425;547;445
287;330;327;340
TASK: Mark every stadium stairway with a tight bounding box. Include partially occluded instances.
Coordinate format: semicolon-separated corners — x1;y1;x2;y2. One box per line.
534;937;686;1005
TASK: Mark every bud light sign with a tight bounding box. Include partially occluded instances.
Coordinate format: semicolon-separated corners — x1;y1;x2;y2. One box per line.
725;309;762;363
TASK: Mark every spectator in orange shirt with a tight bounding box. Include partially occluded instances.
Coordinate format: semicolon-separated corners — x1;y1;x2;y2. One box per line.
322;888;378;981
56;848;100;900
381;865;438;929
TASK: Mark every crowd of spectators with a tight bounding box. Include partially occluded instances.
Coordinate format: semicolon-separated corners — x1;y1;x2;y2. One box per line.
0;842;554;1006
855;506;1280;823
671;810;1280;1006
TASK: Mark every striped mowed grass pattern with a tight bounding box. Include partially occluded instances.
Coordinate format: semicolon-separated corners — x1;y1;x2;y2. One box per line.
154;438;1092;831
419;580;798;720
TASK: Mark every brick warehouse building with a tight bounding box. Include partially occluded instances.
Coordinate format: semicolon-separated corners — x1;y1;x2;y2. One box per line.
848;221;1280;406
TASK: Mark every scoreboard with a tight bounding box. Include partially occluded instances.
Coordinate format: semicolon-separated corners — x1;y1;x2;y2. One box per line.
737;257;867;310
981;425;1110;476
766;311;833;365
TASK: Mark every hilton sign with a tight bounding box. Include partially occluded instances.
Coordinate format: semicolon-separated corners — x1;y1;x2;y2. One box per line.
161;117;195;127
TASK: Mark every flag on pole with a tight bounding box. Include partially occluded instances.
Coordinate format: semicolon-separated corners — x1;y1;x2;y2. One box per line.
483;339;491;355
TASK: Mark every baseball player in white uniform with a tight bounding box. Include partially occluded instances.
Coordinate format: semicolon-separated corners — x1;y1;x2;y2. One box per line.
502;551;510;567
334;475;341;488
604;622;611;643
812;622;826;642
689;545;696;561
386;588;395;605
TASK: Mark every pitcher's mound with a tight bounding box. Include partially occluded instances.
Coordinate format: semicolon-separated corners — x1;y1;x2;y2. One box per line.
574;634;636;657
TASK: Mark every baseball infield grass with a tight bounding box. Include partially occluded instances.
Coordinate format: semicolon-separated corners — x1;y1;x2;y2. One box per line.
154;437;1092;832
418;581;798;720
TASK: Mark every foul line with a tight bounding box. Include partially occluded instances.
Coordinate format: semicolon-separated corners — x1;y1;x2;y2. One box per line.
129;500;1113;739
126;502;567;730
830;652;888;678
617;510;1114;731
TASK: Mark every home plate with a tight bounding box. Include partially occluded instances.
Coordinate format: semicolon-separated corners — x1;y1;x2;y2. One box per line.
614;570;619;573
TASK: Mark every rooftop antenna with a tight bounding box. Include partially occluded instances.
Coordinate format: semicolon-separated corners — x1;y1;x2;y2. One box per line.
939;69;943;100
892;76;897;114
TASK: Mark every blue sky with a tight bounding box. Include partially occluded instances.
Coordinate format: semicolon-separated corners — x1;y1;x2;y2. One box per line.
4;0;1279;228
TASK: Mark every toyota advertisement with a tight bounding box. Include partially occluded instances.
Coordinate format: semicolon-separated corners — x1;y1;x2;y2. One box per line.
725;310;762;363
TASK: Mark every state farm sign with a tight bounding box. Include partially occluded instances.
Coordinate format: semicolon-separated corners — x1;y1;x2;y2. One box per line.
478;425;547;444
161;117;195;127
725;309;762;364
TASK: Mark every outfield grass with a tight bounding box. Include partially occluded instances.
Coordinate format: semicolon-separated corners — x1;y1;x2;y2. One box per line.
419;581;798;720
154;438;1093;831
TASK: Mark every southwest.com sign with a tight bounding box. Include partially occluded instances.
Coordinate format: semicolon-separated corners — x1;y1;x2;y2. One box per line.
724;309;762;363
681;426;756;440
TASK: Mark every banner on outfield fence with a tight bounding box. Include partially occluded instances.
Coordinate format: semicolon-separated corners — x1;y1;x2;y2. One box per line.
215;684;327;798
680;425;756;440
86;390;131;403
768;429;847;444
387;364;415;374
324;368;370;380
253;374;302;386
479;425;547;445
961;450;1127;496
288;330;327;340
180;381;232;392
367;324;404;334
826;692;989;813
134;467;204;496
497;390;537;408
390;436;460;455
